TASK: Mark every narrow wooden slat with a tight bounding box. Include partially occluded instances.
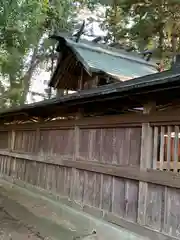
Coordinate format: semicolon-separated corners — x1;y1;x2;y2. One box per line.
174;126;179;172
160;126;165;170
152;127;158;169
10;130;15;151
156;161;180;170
166;126;171;171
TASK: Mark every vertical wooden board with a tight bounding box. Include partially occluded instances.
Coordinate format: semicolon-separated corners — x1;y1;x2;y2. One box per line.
163;187;180;238
166;126;171;171
138;182;148;225
55;165;60;194
124;180;138;223
152;127;159;169
49;130;55;154
51;165;57;194
92;129;102;162
1;156;4;174
22;131;26;152
174;126;179;172
31;130;36;153
46;164;52;191
122;128;131;165
60;130;67;155
30;131;35;153
29;161;33;184
24;159;28;183
42;164;47;190
112;177;125;217
69;168;76;199
114;128;125;165
35;162;40;187
14;158;18;179
160;126;165;170
38;163;43;188
66;130;74;156
146;183;163;231
8;157;12;176
0;155;2;173
28;161;32;185
73;169;84;204
15;158;18;179
4;156;7;175
138;123;153;226
129;128;141;166
20;159;24;180
20;159;25;181
0;155;3;174
79;129;89;160
3;156;6;175
39;130;49;155
94;173;101;208
18;159;22;180
57;167;65;195
16;158;20;179
33;161;38;186
8;157;11;176
6;157;10;176
83;171;96;206
101;175;112;212
25;160;29;183
101;128;114;164
64;167;71;197
88;130;95;161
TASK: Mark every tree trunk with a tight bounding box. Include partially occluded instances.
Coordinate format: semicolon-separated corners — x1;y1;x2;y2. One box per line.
19;46;40;105
171;23;177;63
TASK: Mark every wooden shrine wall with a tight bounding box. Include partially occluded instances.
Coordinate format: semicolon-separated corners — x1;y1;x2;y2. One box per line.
0;112;180;239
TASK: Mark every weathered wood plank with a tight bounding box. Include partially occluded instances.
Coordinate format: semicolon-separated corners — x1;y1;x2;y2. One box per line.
125;180;138;223
174;126;179;172
160;126;165;170
94;173;101;208
101;175;112;212
146;184;164;231
83;171;96;206
163;187;180;238
112;177;125;218
166;126;171;171
129;128;141;166
2;150;180;189
152;126;158;169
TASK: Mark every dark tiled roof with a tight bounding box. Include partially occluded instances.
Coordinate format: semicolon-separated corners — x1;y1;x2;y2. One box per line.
1;69;180;120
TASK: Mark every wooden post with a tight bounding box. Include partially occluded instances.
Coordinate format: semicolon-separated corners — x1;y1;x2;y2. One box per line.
138;102;155;226
11;130;15;151
70;109;82;199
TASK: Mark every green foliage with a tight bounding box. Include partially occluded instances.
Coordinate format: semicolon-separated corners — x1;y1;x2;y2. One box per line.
106;0;180;62
0;0;73;107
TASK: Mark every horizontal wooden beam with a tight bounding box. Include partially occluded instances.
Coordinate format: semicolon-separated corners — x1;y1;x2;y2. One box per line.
1;150;180;189
1;108;180;130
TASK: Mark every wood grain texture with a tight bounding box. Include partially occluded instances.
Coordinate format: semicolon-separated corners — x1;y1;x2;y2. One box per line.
1;150;180;189
146;183;164;231
112;177;125;217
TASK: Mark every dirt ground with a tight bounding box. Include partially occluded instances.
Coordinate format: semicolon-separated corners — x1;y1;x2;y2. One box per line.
0;193;52;240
